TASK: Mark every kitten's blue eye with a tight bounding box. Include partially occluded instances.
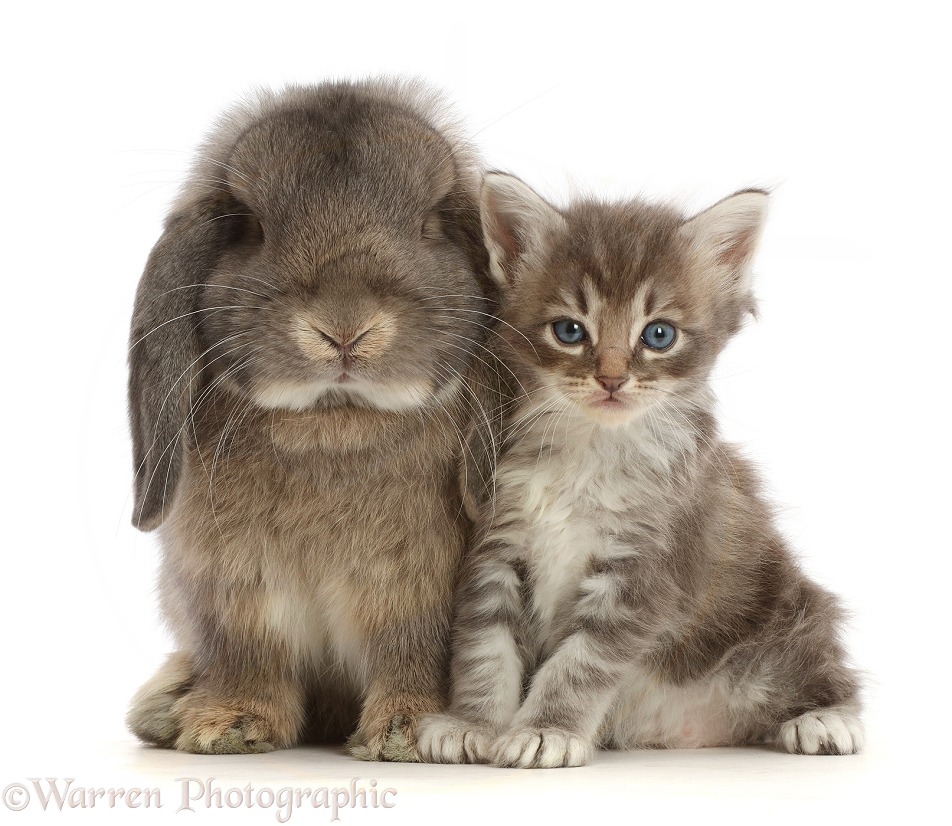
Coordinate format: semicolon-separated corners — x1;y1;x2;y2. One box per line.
552;319;587;344
641;321;677;350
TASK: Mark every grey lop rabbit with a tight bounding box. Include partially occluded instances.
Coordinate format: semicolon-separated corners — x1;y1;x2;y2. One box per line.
126;78;499;758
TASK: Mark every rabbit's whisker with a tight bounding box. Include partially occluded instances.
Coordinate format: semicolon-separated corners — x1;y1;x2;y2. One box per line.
130;306;267;350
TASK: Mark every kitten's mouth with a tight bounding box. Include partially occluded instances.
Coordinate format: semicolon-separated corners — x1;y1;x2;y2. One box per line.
582;391;641;425
591;392;627;409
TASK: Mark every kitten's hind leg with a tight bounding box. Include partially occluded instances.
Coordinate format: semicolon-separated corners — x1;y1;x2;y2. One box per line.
777;706;864;755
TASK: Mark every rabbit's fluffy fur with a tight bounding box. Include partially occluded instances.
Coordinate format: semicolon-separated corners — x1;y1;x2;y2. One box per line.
127;79;498;757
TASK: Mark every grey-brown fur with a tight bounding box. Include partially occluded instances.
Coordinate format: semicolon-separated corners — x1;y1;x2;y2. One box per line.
126;79;501;758
417;173;863;767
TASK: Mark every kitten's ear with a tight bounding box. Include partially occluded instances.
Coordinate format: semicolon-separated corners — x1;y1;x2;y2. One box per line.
480;172;566;286
680;189;768;298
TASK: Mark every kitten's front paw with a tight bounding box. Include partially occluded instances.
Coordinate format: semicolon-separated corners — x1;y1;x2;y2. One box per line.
778;708;864;755
416;713;496;764
492;727;593;769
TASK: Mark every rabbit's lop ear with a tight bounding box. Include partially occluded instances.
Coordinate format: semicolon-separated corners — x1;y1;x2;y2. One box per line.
128;196;233;531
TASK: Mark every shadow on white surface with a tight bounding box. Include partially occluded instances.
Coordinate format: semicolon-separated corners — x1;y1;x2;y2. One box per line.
3;702;921;826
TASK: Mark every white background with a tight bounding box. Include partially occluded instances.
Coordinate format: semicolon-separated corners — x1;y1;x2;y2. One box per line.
2;1;949;823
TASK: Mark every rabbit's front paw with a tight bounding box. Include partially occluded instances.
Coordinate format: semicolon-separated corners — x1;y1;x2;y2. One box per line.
175;711;278;754
172;693;298;754
348;714;426;763
127;651;193;747
128;689;183;748
350;691;444;762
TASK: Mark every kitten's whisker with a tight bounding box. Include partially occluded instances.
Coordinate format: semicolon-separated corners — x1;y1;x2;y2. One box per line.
432;365;499;508
647;393;736;486
430;309;539;358
418;387;476;525
440;362;500;468
436;332;530;400
496;380;579;440
503;395;568;448
537;398;571;465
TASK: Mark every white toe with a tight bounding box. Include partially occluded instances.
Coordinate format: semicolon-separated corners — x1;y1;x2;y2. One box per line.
778;708;863;755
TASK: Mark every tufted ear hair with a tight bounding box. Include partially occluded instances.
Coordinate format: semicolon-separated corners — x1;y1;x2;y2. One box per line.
679;188;769;306
128;195;238;531
479;172;567;288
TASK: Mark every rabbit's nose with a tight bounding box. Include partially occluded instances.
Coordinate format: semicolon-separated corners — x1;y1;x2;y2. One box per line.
298;312;396;364
317;329;369;354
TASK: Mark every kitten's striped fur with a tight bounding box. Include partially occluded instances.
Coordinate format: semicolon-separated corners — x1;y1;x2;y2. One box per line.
418;174;863;767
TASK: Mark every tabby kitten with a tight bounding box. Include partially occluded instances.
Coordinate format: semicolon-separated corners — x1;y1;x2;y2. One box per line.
417;173;863;768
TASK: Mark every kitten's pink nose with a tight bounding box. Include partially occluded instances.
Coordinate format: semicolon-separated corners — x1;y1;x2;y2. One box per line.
596;376;628;394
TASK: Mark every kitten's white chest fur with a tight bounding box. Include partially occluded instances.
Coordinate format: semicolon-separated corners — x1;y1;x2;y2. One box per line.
493;409;687;655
